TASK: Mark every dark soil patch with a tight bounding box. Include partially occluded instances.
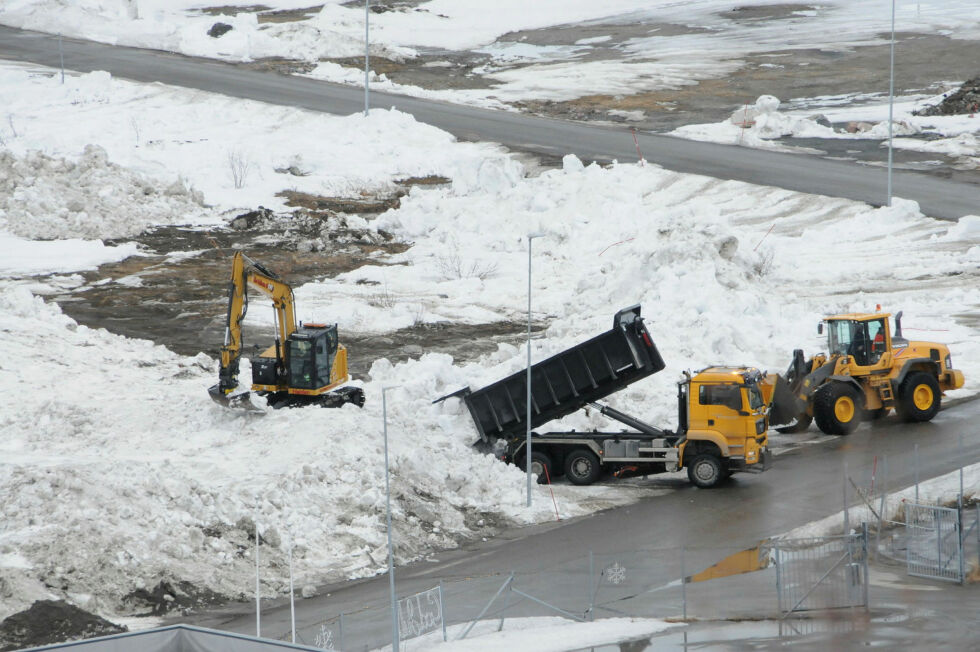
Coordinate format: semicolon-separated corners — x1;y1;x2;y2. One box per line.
122;580;227;617
257;4;323;24
242;57;317;75
718;4;816;21
915;75;980;116
0;600;125;651
197;4;271;17
277;189;402;214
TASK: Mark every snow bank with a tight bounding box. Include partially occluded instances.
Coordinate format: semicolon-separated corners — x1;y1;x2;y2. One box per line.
0;146;204;240
0;286;649;620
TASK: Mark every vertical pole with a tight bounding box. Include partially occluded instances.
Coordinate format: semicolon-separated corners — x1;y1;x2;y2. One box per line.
862;522;870;610
588;550;595;622
58;34;65;84
339;612;345;651
526;236;533;507
775;546;782;615
886;0;895;206
914;443;919;503
383;388;400;651
289;547;296;643
843;461;850;535
364;0;370;116
439;582;447;642
680;548;687;620
255;509;260;637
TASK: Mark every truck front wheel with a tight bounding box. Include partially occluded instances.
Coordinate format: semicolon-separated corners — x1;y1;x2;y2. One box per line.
687;454;725;488
564;449;601;486
813;382;861;435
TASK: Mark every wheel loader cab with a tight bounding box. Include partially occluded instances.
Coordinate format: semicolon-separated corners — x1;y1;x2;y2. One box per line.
825;316;890;368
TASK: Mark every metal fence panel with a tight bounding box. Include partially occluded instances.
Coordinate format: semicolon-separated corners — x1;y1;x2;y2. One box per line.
774;531;867;615
905;502;963;583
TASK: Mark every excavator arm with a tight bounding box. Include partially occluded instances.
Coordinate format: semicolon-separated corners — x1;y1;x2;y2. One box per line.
212;251;298;399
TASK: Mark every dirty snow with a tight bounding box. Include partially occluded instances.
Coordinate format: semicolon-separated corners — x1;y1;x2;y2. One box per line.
1;57;979;629
673;88;980;169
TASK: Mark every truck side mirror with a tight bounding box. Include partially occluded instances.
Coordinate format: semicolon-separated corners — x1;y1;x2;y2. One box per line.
817;323;823;335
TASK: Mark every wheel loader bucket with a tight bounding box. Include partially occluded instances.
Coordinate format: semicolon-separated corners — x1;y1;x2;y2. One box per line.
208;384;264;413
766;374;805;427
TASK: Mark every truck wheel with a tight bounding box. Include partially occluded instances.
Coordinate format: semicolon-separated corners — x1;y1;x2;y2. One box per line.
897;372;941;423
521;451;554;485
564;449;601;486
775;413;812;434
813;382;861;435
687;454;724;488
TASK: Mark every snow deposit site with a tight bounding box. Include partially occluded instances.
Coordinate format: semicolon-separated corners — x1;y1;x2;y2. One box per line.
0;1;979;650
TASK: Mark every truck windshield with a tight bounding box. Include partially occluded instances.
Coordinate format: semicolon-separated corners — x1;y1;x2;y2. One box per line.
746;385;765;411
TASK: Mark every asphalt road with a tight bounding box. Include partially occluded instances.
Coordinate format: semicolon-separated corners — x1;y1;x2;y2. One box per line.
0;25;976;221
186;397;980;648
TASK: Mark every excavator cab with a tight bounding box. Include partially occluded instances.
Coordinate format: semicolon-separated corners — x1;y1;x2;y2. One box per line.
285;324;337;390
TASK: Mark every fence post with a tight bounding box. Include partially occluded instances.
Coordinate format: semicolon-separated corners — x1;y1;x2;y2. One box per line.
681;547;687;620
439;581;447;642
339;612;344;652
775;546;782;615
843;461;850;535
914;443;919;502
862;522;870;610
588;550;595;622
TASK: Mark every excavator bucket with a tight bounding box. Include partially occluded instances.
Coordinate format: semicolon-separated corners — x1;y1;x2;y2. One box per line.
208;384;265;413
766;374;805;427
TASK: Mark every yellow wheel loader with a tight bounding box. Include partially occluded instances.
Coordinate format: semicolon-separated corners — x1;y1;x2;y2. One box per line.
208;251;365;410
770;310;963;435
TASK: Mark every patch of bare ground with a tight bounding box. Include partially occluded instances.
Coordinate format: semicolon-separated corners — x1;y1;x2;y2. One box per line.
277;189;402;214
257;5;323;24
196;4;271;17
242;57;317;75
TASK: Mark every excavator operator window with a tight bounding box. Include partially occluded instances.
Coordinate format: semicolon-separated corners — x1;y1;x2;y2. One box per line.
868;319;887;362
315;335;331;387
827;320;857;358
289;339;316;389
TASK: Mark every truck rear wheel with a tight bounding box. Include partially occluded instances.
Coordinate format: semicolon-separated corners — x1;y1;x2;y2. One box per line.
520;451;554;485
897;372;941;423
564;449;601;486
687;454;724;488
813;382;861;435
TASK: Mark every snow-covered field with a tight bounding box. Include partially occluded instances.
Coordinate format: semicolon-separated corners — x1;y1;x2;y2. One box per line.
2;1;979;107
0;54;978;635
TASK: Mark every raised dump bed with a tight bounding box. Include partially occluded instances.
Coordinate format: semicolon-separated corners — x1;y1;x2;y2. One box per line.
449;305;666;442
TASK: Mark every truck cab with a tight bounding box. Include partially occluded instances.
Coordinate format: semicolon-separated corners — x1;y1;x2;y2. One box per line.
680;367;771;486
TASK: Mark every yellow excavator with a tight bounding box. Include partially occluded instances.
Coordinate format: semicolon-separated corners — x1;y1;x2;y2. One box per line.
769;309;963;435
208;251;365;410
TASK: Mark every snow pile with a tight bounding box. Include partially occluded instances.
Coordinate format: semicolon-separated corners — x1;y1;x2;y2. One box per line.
0;285;652;620
0;146;204;240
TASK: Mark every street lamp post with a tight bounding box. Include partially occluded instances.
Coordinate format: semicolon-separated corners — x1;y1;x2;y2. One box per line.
526;232;545;507
364;0;370;116
382;386;400;651
887;0;895;207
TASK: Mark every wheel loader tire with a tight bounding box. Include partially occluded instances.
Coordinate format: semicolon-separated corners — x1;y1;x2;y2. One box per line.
897;372;941;423
687;454;725;488
775;413;813;434
520;451;554;485
564;449;601;486
813;382;861;435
